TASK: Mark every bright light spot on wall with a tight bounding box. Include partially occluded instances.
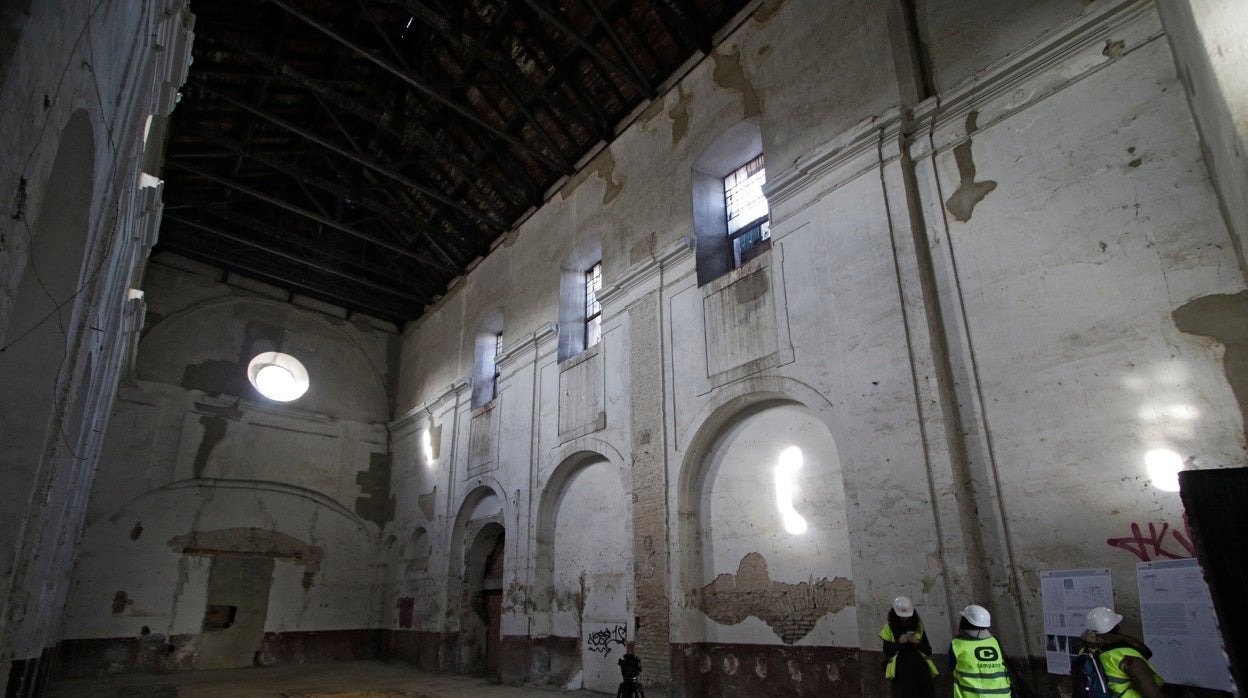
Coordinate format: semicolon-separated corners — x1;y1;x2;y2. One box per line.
247;352;309;402
774;446;808;535
1144;449;1184;492
422;428;435;464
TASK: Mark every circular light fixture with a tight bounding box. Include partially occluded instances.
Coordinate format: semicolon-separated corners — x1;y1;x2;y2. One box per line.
247;352;309;402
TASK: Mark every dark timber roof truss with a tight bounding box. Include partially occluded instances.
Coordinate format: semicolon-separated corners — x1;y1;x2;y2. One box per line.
159;0;752;323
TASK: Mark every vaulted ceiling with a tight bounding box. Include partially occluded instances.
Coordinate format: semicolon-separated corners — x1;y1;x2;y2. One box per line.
157;0;754;324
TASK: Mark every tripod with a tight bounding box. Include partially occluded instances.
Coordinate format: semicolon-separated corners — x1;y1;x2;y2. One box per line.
616;653;645;698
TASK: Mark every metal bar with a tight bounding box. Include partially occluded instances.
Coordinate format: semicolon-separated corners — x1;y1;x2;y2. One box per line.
166;159;459;274
190;82;509;229
580;0;655;97
518;0;655;98
158;240;413;322
165;214;430;304
266;0;570;173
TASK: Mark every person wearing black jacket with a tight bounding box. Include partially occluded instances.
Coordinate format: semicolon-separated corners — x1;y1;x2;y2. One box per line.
879;596;938;698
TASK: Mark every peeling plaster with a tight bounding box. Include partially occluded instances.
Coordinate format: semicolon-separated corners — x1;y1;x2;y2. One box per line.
754;0;785;24
417;487;437;521
694;552;854;644
559;147;624;206
668;85;691;146
1173;291;1248;443
713;47;763;119
193;414;229;479
168;527;324;590
111;591;133;615
945;111;998;223
354;452;396;526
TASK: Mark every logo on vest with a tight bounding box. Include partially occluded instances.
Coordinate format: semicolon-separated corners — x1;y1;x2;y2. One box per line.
974;646;1000;662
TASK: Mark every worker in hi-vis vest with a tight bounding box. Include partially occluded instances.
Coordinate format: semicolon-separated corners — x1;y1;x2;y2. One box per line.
949;604;1012;698
879;596;938;698
1077;607;1164;698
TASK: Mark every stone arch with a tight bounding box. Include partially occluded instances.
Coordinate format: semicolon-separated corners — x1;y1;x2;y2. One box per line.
0;108;98;607
533;445;634;690
407;526;431;574
674;383;857;647
136;295;389;421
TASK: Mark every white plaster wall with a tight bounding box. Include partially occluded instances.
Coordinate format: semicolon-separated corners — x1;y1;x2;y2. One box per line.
63;260;396;646
920;31;1245;650
551;459;631;692
0;0;192;680
63;483;374;639
381;0;1244;681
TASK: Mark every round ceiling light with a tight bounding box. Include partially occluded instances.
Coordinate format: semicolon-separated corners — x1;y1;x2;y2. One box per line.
247;352;309;402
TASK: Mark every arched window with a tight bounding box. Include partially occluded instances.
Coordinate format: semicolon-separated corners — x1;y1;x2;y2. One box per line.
472;309;504;408
691;120;770;286
557;236;603;362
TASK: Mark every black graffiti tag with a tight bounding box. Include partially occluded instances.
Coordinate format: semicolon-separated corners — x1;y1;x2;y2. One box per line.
586;624;627;655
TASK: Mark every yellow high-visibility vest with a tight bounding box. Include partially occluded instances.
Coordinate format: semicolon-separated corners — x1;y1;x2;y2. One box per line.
878;622;939;679
951;635;1011;697
1099;646;1164;698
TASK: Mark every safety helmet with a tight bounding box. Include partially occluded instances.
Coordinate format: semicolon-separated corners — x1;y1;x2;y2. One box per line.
892;596;914;618
961;604;991;628
1086;607;1123;634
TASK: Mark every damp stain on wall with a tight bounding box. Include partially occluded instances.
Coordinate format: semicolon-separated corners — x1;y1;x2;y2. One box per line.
694;552;854;644
559;147;625;206
1173;290;1248;443
945;111;998;223
668;85;692;147
713;47;763;119
168;527;324;590
355;452;396;526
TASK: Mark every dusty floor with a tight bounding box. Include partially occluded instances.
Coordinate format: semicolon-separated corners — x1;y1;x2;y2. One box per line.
47;662;612;698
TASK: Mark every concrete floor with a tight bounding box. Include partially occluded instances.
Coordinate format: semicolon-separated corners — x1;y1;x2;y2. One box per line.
47;662;611;698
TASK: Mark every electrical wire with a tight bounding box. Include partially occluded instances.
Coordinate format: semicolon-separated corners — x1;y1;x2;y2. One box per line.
1;0;129;463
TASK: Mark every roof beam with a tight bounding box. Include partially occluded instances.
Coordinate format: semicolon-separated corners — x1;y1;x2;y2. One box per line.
158;241;413;322
266;0;572;174
189;82;509;229
164;214;431;304
580;0;655;97
518;0;655;99
166;159;459;274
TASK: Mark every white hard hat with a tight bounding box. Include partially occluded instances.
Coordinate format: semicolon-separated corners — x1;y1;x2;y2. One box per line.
1086;607;1123;634
892;596;914;617
961;604;991;628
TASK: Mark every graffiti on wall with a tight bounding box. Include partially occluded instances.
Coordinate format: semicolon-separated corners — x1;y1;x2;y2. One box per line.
586;624;627;655
1106;521;1195;562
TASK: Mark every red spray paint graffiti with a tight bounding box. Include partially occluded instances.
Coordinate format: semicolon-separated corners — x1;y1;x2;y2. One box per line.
1106;521;1195;562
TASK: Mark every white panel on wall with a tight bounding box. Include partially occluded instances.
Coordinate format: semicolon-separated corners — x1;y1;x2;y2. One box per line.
558;345;606;441
468;402;499;476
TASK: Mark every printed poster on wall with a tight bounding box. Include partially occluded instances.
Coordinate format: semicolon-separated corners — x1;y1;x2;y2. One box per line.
1040;568;1113;674
1137;558;1234;692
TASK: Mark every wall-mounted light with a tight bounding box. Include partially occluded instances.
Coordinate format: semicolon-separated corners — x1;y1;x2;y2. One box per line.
1144;448;1184;492
774;446;808;535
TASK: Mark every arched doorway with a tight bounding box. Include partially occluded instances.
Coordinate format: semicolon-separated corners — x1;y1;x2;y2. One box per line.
678;400;857;648
463;522;505;676
535;452;632;692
